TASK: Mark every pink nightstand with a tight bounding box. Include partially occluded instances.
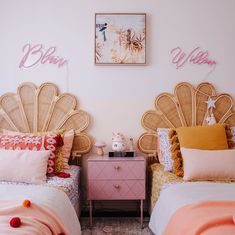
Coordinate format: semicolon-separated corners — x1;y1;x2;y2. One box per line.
87;155;146;228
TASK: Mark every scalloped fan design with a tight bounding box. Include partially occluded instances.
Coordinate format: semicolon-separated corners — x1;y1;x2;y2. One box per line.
0;82;92;157
138;82;235;163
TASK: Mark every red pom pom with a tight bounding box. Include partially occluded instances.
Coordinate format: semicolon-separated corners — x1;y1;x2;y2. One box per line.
55;172;70;178
10;217;21;228
57;135;64;147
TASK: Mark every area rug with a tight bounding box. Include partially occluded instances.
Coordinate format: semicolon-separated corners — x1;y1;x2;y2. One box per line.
81;217;154;235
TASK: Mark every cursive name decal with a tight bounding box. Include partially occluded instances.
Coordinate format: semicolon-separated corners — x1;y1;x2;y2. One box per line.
170;46;217;69
19;43;67;69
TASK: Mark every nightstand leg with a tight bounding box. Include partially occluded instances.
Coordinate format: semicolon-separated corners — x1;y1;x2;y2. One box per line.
140;199;143;229
89;200;92;227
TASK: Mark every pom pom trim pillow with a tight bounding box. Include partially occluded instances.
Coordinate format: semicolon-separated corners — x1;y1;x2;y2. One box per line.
181;147;235;181
0;149;50;184
0;134;63;175
170;124;228;177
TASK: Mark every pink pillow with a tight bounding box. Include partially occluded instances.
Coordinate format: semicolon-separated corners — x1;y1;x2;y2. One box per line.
0;134;63;175
3;129;74;170
0;149;50;184
181;147;235;181
62;130;74;169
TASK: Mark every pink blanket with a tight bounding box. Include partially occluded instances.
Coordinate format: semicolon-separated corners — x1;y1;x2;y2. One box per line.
164;201;235;235
0;200;69;235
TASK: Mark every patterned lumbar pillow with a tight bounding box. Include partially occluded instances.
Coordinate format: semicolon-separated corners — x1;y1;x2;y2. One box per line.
0;134;63;175
157;128;173;172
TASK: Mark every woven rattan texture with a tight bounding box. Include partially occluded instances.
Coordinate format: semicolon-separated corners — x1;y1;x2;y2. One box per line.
0;82;92;162
138;82;235;163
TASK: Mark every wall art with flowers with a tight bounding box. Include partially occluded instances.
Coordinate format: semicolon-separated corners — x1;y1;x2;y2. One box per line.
95;13;146;65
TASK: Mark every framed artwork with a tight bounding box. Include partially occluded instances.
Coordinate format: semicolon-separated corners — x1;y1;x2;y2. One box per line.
95;13;146;65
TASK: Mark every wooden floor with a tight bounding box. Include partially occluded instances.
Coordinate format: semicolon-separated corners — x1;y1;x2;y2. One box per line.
81;217;154;235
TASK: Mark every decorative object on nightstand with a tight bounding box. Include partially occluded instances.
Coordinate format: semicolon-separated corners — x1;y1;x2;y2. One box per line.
87;155;146;228
109;134;136;157
111;132;126;151
94;141;106;156
129;137;134;151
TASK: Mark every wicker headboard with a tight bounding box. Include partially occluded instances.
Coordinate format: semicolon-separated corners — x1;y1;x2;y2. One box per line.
0;82;92;164
138;82;235;164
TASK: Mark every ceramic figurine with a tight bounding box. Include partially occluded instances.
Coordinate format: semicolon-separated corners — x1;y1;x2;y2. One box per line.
112;132;126;152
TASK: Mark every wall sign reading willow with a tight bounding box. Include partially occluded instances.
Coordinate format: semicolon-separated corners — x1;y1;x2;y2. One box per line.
95;13;146;65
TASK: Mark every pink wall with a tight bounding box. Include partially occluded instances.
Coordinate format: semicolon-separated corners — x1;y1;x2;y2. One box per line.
0;0;235;210
0;0;235;151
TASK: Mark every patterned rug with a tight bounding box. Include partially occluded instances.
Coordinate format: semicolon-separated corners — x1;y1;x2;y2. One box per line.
81;217;154;235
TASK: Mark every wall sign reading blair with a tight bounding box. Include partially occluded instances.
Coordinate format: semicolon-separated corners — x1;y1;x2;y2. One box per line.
95;13;146;65
19;43;67;69
170;46;217;69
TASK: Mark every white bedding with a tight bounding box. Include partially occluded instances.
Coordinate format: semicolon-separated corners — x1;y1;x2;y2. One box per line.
0;184;81;235
149;182;235;235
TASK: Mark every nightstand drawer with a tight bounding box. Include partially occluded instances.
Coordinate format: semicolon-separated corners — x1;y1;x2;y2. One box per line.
88;160;145;180
88;180;145;200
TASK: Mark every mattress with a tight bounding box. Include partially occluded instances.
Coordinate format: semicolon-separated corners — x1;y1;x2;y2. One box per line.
47;165;81;215
149;163;235;213
0;165;81;215
0;183;81;235
149;182;235;235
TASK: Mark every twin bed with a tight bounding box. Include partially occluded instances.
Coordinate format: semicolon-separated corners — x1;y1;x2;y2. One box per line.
138;82;235;234
2;81;235;234
0;82;92;234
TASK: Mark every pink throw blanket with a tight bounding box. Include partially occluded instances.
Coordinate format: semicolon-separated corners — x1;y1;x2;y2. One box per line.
0;200;69;235
164;201;235;235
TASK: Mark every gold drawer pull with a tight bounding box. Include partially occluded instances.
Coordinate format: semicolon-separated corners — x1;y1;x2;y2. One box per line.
114;165;120;170
114;184;120;190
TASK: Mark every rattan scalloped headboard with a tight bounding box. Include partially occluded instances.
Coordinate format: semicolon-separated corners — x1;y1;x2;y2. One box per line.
138;82;235;164
0;82;92;164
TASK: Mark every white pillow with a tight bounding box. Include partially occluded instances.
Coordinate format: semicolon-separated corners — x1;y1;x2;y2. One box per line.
0;149;50;184
181;147;235;181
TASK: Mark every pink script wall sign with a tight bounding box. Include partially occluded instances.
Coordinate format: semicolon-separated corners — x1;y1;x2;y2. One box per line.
170;46;217;69
19;43;67;69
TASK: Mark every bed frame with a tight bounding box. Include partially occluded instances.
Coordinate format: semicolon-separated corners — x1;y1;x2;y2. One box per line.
138;82;235;163
0;82;92;164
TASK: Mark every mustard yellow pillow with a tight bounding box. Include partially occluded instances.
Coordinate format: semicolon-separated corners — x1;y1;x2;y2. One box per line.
176;124;228;150
170;124;228;177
